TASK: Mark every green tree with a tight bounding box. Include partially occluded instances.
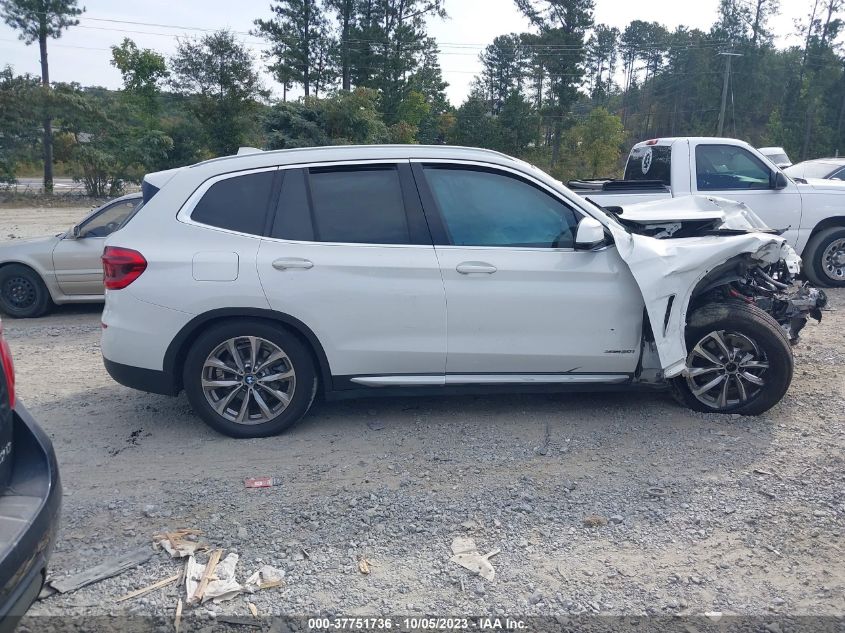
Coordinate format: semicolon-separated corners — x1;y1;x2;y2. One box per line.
263;87;388;148
450;93;501;148
321;87;389;142
0;66;41;183
515;0;595;167
49;84;172;196
585;24;619;102
574;106;624;177
408;38;450;143
350;0;446;121
263;100;329;149
477;34;529;114
325;0;355;91
170;30;265;156
498;91;538;155
1;0;84;193
254;0;332;98
110;38;169;116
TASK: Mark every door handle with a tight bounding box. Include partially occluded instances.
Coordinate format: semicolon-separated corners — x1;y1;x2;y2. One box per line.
272;257;314;270
456;261;497;275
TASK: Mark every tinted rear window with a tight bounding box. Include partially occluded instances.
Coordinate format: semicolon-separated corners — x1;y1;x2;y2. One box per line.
624;145;672;185
191;171;275;236
271;166;410;244
270;169;314;241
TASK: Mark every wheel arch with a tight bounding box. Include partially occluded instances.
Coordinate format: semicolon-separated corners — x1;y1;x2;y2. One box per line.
801;220;845;286
807;216;845;239
0;260;61;302
163;308;333;394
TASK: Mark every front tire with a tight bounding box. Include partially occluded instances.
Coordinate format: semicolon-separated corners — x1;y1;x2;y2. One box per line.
0;264;52;318
803;226;845;287
672;302;793;416
183;320;318;438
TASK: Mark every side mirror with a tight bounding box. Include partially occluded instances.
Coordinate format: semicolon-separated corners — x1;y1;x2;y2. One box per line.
66;225;81;240
574;216;606;250
773;171;789;190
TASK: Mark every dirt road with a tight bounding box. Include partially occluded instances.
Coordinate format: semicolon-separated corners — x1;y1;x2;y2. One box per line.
2;207;843;626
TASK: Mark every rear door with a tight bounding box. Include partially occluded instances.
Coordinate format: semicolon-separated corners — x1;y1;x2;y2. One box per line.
256;161;446;386
51;198;140;295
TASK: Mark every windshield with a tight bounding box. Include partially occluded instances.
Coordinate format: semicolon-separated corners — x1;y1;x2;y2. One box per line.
766;153;789;165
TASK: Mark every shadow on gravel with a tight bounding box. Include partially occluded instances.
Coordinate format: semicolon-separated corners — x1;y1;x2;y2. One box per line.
46;303;104;317
46;379;778;512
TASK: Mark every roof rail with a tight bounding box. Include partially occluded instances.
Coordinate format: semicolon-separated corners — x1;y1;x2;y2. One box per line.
190;144;517;168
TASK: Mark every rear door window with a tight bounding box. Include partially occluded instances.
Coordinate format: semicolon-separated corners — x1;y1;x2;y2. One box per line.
271;165;412;245
308;167;410;244
191;170;276;236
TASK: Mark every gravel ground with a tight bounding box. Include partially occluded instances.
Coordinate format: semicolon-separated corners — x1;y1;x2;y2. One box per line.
1;207;843;629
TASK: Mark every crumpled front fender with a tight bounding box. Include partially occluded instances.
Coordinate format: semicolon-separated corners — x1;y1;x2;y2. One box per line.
608;225;796;378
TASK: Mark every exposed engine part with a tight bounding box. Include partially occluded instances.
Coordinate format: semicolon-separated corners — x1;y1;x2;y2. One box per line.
700;257;827;344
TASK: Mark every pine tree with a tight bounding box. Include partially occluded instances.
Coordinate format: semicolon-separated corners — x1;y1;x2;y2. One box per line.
254;0;333;97
1;0;83;193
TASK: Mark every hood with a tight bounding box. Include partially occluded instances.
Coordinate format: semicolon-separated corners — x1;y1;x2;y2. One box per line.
797;177;845;191
609;195;773;238
0;235;61;251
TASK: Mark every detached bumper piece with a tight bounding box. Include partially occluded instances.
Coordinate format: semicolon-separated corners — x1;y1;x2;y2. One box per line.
0;402;61;632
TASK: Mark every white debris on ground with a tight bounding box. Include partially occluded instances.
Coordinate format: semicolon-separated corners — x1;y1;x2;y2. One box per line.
449;537;499;581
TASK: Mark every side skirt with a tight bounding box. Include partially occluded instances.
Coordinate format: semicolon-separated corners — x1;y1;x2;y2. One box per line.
325;373;666;401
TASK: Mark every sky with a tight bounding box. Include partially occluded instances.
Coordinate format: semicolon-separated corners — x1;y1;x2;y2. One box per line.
0;0;810;106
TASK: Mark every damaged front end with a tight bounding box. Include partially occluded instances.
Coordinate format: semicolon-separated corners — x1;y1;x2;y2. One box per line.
690;249;827;345
602;195;828;377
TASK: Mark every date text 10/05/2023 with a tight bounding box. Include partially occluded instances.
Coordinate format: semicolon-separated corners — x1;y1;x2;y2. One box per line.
307;617;527;630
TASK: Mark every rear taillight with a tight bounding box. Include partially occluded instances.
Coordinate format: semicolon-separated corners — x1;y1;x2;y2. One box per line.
0;321;15;409
102;246;147;290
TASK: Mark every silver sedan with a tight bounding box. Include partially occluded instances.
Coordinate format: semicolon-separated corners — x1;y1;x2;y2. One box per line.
0;193;141;317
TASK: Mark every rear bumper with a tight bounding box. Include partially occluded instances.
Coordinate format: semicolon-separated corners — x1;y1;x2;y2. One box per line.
103;358;178;396
0;402;61;630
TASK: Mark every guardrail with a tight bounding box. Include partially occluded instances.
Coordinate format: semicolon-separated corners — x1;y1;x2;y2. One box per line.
0;182;141;197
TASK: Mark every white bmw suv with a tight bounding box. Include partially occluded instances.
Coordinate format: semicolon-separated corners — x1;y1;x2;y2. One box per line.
101;145;825;438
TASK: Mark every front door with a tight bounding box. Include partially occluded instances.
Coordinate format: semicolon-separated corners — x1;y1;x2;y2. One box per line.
414;163;645;380
256;163;447;385
52;198;140;295
691;142;803;245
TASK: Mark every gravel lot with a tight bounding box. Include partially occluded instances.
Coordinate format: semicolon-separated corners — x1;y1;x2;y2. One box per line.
2;206;844;629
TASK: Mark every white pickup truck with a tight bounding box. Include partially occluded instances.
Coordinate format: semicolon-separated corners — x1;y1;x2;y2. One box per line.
568;137;845;287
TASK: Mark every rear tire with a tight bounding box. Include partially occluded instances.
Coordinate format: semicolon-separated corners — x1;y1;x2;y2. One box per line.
0;264;52;318
183;319;318;438
802;226;845;287
672;302;793;416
